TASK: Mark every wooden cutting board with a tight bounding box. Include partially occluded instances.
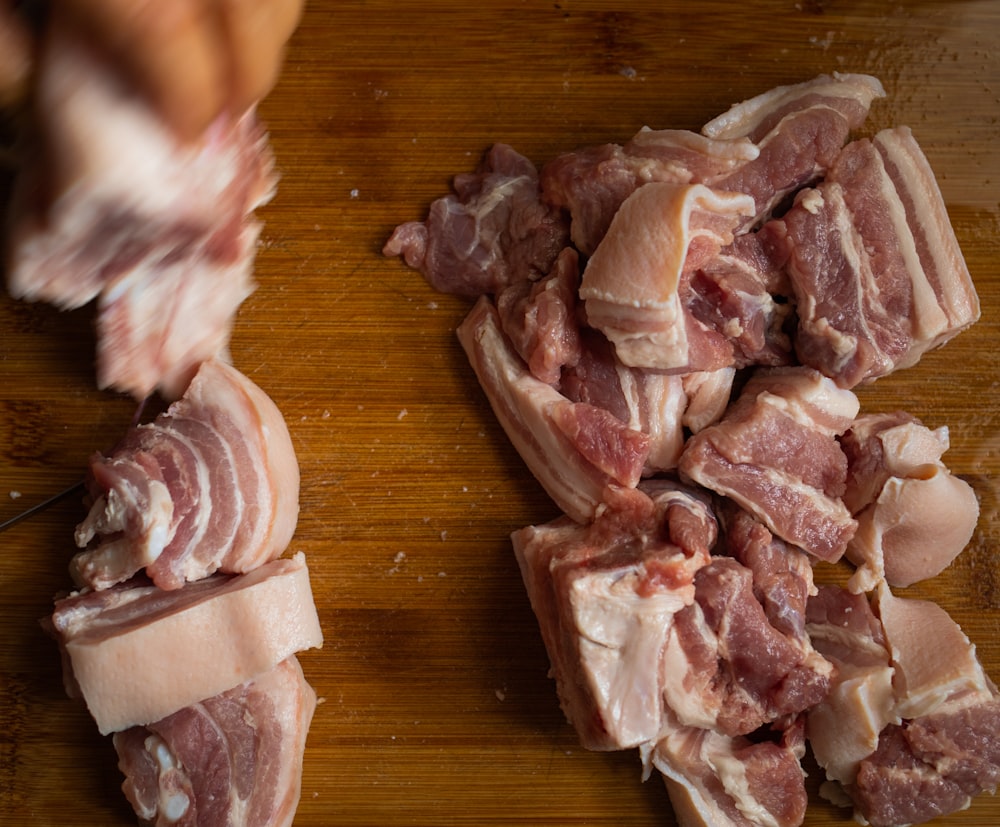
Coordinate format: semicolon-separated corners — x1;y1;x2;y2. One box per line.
2;2;999;824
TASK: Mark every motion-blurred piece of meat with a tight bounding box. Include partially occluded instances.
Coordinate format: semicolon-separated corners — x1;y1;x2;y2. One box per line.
4;25;276;400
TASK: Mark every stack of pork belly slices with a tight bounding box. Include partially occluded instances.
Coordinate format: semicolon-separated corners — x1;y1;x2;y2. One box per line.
45;358;323;827
385;73;995;827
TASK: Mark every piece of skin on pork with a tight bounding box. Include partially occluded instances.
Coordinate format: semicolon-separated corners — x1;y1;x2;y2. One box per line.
457;295;652;524
72;358;300;592
114;656;316;827
4;24;276;400
511;480;716;751
679;366;859;562
840;412;980;591
579;181;756;373
46;552;323;736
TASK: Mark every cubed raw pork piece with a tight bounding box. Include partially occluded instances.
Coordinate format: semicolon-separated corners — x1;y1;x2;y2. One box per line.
4;24;277;400
47;552;322;735
579;181;756;374
702;72;886;228
72;359;300;592
840;412;979;591
807;584;1000;826
645;712;808;827
457;295;652;523
660;518;832;738
539;127;759;255
765;126;980;388
114;656;316;827
511;480;717;751
678;366;859;562
382;143;570;297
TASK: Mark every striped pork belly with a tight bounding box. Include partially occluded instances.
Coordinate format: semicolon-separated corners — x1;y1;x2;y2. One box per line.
678;366;859;562
4;25;276;400
72;359;300;591
539;128;759;256
382;143;569;298
511;480;717;751
702;72;886;228
767;126;979;388
113;656;316;827
579;182;756;373
457;295;652;523
47;552;322;735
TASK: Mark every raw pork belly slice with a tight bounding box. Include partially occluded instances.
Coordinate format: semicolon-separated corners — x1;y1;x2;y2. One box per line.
47;552;322;735
382;143;569;297
72;358;300;591
840;412;979;590
4;26;276;400
560;327;690;475
646;713;808;827
661;553;831;738
809;585;1000;826
767;126;980;387
114;656;316;827
511;481;716;751
539;128;759;255
457;295;651;523
495;246;583;386
687;232;794;369
679;366;859;562
579;182;756;372
702;72;886;227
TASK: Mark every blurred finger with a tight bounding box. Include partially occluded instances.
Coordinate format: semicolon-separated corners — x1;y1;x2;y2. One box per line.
218;0;304;116
58;0;227;140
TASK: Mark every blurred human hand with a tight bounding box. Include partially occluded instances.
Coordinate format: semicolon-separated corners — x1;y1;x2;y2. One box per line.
52;0;304;139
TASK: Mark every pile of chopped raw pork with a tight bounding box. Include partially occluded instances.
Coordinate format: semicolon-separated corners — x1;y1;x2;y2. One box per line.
384;73;998;827
3;27;322;827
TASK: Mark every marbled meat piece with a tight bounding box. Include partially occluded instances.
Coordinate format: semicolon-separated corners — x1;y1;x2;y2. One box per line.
661;549;831;738
457;295;651;523
579;182;756;372
47;552;322;736
766;126;979;388
495;246;583;386
702;72;886;228
382;143;569;297
72;359;300;591
560;327;688;475
113;656;316;827
837;587;1000;826
4;25;276;400
840;412;979;591
679;366;859;562
539;127;759;255
511;480;716;751
646;711;808;827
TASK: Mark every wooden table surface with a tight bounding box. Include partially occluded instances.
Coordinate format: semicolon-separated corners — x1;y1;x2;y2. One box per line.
3;2;1000;825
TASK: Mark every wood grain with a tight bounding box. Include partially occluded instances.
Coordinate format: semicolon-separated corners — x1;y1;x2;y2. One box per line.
2;1;1000;825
